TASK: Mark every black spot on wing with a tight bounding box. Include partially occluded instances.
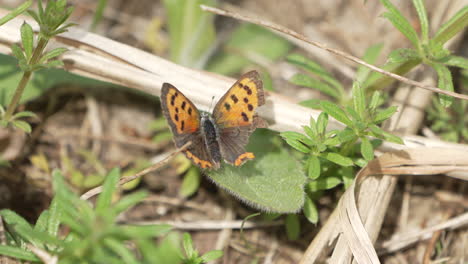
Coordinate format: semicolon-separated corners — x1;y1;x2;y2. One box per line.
181;121;185;130
243;85;252;95
243;97;249;103
247;104;253;111
174;114;179;122
224;103;231;111
241;112;248;122
188;107;192;115
181;101;186;110
231;94;239;103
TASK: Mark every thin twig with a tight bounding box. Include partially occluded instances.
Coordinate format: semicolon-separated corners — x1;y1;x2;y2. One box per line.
125;220;283;230
80;141;191;200
200;5;468;101
422;209;454;264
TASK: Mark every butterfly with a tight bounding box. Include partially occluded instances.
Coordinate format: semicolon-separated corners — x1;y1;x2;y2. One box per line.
160;71;266;169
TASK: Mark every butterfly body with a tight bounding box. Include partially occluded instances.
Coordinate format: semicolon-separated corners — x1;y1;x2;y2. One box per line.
160;71;265;169
200;112;222;168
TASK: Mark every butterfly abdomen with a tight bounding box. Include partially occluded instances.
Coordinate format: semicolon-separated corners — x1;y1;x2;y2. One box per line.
201;116;222;167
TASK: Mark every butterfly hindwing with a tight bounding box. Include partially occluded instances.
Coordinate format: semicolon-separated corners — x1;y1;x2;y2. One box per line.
161;83;214;169
212;71;266;166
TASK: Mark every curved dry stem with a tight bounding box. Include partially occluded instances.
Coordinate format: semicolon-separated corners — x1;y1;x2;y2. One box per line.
200;5;468;101
80;141;191;200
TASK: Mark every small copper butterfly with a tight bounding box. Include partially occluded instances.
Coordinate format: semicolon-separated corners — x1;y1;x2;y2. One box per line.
160;71;266;169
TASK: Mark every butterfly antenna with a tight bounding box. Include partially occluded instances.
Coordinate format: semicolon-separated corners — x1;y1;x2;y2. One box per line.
208;95;215;112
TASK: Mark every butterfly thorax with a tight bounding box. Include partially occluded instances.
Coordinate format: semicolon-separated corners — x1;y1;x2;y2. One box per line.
200;112;222;166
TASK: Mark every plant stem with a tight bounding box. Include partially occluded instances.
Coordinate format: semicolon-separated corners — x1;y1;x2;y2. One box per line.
3;37;48;121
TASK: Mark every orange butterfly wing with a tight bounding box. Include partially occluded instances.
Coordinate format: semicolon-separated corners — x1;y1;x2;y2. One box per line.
213;71;265;166
213;71;265;128
161;83;200;135
160;83;214;169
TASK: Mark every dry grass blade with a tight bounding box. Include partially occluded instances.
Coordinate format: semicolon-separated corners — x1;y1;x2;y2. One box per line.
0;9;466;154
379;211;468;254
200;5;468;101
27;244;58;264
338;148;468;264
80;141;191;200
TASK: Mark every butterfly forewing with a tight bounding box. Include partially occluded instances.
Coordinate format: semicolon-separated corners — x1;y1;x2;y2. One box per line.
213;71;265;128
161;83;215;169
161;83;200;134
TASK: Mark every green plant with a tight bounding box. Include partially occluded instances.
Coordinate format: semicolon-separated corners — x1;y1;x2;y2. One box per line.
0;169;174;263
181;233;223;264
163;0;216;69
365;0;468;106
427;82;468;143
0;0;74;132
282;58;403;223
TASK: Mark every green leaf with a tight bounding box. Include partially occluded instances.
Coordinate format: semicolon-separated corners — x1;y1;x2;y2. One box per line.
34;210;49;233
352;83;366;119
179;167;201;197
433;6;468;45
281;131;313;145
299;99;321;109
183;232;196;259
374;105;398;123
104;238;139;264
320;101;353;127
283;138;310;153
432;63;454;107
356;43;383;84
323;152;354;166
47;197;61;237
91;0;108;30
360;137;374;161
120;224;172;239
39;47;68;63
208;129;307;213
289;73;340;99
12;120;31;133
303;196;319;224
379;0;420;47
285;214;300;240
387;48;420;64
12;111;37;119
26;10;41;24
141;233;182;264
0;245;39;262
10;44;26;62
164;0;216;68
200;250;224;262
369;125;404;144
207;24;292;75
286;54;344;94
337;128;357;144
316;112;328;135
20;22;34;60
303;126;316;141
307;176;342;191
307;156;320;180
112;191;148;215
440;55;468;69
369;91;382;110
95;168;120;213
412;0;429;43
0;0;32;26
